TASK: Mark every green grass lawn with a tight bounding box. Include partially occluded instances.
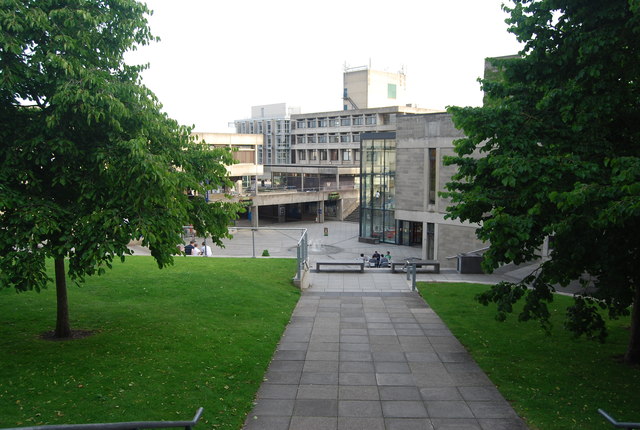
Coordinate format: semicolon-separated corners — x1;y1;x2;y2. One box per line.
0;257;300;430
417;282;640;430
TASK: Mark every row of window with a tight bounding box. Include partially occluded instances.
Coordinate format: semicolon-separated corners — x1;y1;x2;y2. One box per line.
295;115;377;129
296;149;359;162
235;120;291;135
295;133;361;144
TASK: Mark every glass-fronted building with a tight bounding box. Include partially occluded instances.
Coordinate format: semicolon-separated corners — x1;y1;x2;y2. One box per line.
359;132;397;243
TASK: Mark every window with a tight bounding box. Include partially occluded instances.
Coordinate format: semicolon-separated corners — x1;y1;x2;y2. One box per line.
340;134;350;143
320;149;328;161
298;150;306;160
354;149;360;161
318;118;327;127
329;117;339;127
340;117;351;126
296;120;305;129
307;119;316;128
353;116;363;126
388;83;397;99
318;134;327;143
309;149;317;160
342;149;351;161
352;133;360;143
330;149;339;161
307;135;316;144
429;148;436;204
365;115;377;125
297;135;306;144
329;134;338;143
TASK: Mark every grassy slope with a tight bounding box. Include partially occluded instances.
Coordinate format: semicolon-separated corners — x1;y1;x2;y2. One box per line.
0;257;299;430
417;282;640;430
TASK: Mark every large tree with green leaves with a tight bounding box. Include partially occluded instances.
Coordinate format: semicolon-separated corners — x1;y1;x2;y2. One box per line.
0;0;240;338
445;0;640;364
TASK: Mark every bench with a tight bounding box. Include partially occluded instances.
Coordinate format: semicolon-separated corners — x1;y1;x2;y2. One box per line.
316;261;365;273
391;259;440;274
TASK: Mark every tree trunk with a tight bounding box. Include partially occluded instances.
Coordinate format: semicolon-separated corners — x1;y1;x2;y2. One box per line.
54;257;71;338
624;284;640;365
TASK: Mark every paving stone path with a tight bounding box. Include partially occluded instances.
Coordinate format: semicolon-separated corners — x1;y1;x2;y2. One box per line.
242;290;529;430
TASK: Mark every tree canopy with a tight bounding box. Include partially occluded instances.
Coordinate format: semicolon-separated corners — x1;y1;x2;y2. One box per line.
0;0;240;337
445;0;640;364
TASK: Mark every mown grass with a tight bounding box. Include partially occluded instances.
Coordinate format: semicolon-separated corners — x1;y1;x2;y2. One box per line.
417;282;640;430
0;257;300;430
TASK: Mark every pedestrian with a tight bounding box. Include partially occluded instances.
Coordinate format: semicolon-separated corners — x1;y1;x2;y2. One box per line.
192;243;201;256
201;241;213;257
372;250;381;267
385;251;391;261
184;240;195;255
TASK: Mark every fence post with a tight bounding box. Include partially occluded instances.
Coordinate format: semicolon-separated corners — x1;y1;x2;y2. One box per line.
411;264;417;291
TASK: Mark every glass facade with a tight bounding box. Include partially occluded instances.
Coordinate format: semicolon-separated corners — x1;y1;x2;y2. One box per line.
359;132;397;243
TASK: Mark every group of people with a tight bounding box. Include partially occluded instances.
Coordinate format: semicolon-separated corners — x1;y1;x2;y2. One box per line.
184;240;213;256
360;250;391;268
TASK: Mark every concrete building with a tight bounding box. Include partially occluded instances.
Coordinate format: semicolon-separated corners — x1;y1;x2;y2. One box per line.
359;113;487;269
233;103;301;166
342;65;408;110
289;105;437;167
192;132;263;195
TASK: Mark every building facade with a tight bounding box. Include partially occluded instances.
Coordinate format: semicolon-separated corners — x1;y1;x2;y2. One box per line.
289;105;436;168
343;66;408;110
192;132;263;195
233;103;301;166
359;113;487;268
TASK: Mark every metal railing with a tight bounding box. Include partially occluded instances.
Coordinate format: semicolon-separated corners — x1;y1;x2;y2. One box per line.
599;409;640;429
228;227;308;282
1;408;204;430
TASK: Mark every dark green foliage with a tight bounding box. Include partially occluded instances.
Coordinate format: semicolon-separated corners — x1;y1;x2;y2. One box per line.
444;0;640;363
0;1;240;335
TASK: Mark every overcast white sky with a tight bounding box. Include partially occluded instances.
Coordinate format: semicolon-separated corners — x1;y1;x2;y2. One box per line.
125;0;522;132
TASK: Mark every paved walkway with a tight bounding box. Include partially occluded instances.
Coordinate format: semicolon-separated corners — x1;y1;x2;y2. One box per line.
242;268;529;429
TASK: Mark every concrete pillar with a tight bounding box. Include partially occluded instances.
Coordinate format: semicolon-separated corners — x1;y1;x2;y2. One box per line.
236;179;243;195
421;221;428;260
251;204;259;227
336;172;340;190
278;204;286;223
318;200;325;223
338;199;344;221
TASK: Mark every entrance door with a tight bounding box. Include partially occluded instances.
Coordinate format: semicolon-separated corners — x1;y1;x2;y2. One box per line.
410;222;423;246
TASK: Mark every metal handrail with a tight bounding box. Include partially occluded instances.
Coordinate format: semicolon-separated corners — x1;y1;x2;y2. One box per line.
599;409;640;429
228;227;308;281
446;246;490;260
1;408;204;430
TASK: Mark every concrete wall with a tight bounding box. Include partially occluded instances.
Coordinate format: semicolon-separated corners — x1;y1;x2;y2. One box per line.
395;113;484;266
437;224;485;269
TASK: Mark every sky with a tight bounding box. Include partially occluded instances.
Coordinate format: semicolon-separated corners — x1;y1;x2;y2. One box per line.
124;0;523;133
